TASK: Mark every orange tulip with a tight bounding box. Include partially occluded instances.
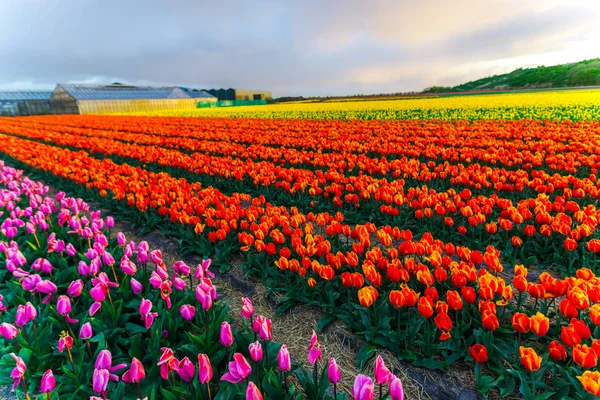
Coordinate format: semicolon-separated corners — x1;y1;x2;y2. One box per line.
519;346;542;371
529;312;549;336
590;304;600;325
357;286;378;308
481;310;499;331
577;371;600;396
417;296;434;318
511;312;530;334
572;344;598;368
446;290;463;311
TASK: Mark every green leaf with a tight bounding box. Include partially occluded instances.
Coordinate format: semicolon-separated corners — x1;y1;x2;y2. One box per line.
159;387;179;400
315;314;337;333
126;323;148;334
356;343;376;369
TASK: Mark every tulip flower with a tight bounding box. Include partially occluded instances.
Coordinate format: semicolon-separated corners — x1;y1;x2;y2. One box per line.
130;278;143;295
176;357;196;382
122;357;146;383
139;298;159;329
67;279;84;297
353;374;375;400
259;317;272;341
157;347;179;380
198;353;213;383
388;375;404;400
241;297;254;319
56;295;72;316
92;368;110;394
80;322;93;340
246;382;264;400
15;302;37;326
277;344;291;372
0;322;18;340
173;261;191;276
578;371;600;396
221;353;252;383
220;321;234;348
469;344;488;363
40;369;56;394
180;304;196;321
307;330;323;365
249;341;263;362
374;355;391;385
519;346;542;371
10;353;27;392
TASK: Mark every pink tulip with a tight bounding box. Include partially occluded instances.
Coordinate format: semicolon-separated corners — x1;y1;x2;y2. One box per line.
67;279;84;297
92;368;110;394
130;278;143;295
252;315;264;333
374;355;391;385
173;261;190;276
56;295;72;316
10;353;26;391
36;280;57;302
173;276;187;291
180;304;196;321
307;330;322;365
149;272;163;289
195;259;214;280
246;381;264;400
353;374;375;400
249;341;263;362
388;375;404;400
196;285;213;310
15;302;36;326
120;256;137;275
22;273;41;292
176;357;196;382
221;353;252;383
0;294;6;313
90;285;106;302
66;243;77;257
150;250;163;265
95;350;113;370
78;260;90;276
32;258;53;274
157;347;178;380
40;369;56;393
328;357;341;384
259;318;272;340
139;298;158;329
102;251;115;266
220;322;234;347
277;345;291;372
106;216;114;228
117;232;127;246
0;322;18;339
241;297;254;319
198;353;213;383
89;302;102;316
122;357;146;383
80;322;93;340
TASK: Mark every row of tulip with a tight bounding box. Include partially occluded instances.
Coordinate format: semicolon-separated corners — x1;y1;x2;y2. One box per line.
8;117;600;176
2;133;600;398
119;89;600;121
1;120;600;274
0;160;406;399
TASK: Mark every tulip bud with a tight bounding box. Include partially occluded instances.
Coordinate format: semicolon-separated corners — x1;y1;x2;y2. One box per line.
40;369;56;393
198;354;213;383
327;357;341;384
388;375;404;400
80;322;93;340
180;304;196;321
277;345;291;372
220;322;234;347
249;341;263;362
130;278;143;295
246;381;264;400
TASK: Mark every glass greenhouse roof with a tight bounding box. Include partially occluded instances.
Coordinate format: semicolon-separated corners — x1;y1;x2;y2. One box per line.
57;84;216;101
0;91;53;101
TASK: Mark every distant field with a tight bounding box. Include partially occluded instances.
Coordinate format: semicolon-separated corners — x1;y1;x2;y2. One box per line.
122;88;600;120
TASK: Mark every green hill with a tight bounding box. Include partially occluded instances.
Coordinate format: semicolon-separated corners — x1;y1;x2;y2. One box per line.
424;58;600;93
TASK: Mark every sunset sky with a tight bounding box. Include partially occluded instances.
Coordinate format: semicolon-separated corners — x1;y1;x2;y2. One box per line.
0;0;599;96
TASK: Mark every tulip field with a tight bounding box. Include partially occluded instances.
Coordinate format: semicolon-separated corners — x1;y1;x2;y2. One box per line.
2;90;600;399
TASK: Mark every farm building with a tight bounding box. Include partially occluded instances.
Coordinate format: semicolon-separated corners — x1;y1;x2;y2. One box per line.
0;91;53;116
206;88;272;101
49;83;217;114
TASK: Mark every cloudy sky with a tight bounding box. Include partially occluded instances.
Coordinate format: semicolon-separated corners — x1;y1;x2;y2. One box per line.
0;0;599;96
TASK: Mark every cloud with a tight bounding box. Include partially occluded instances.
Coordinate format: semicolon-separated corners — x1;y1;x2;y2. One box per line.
0;0;598;96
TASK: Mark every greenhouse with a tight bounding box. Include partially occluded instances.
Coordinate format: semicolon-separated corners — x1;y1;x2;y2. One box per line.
0;91;52;116
49;83;217;114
